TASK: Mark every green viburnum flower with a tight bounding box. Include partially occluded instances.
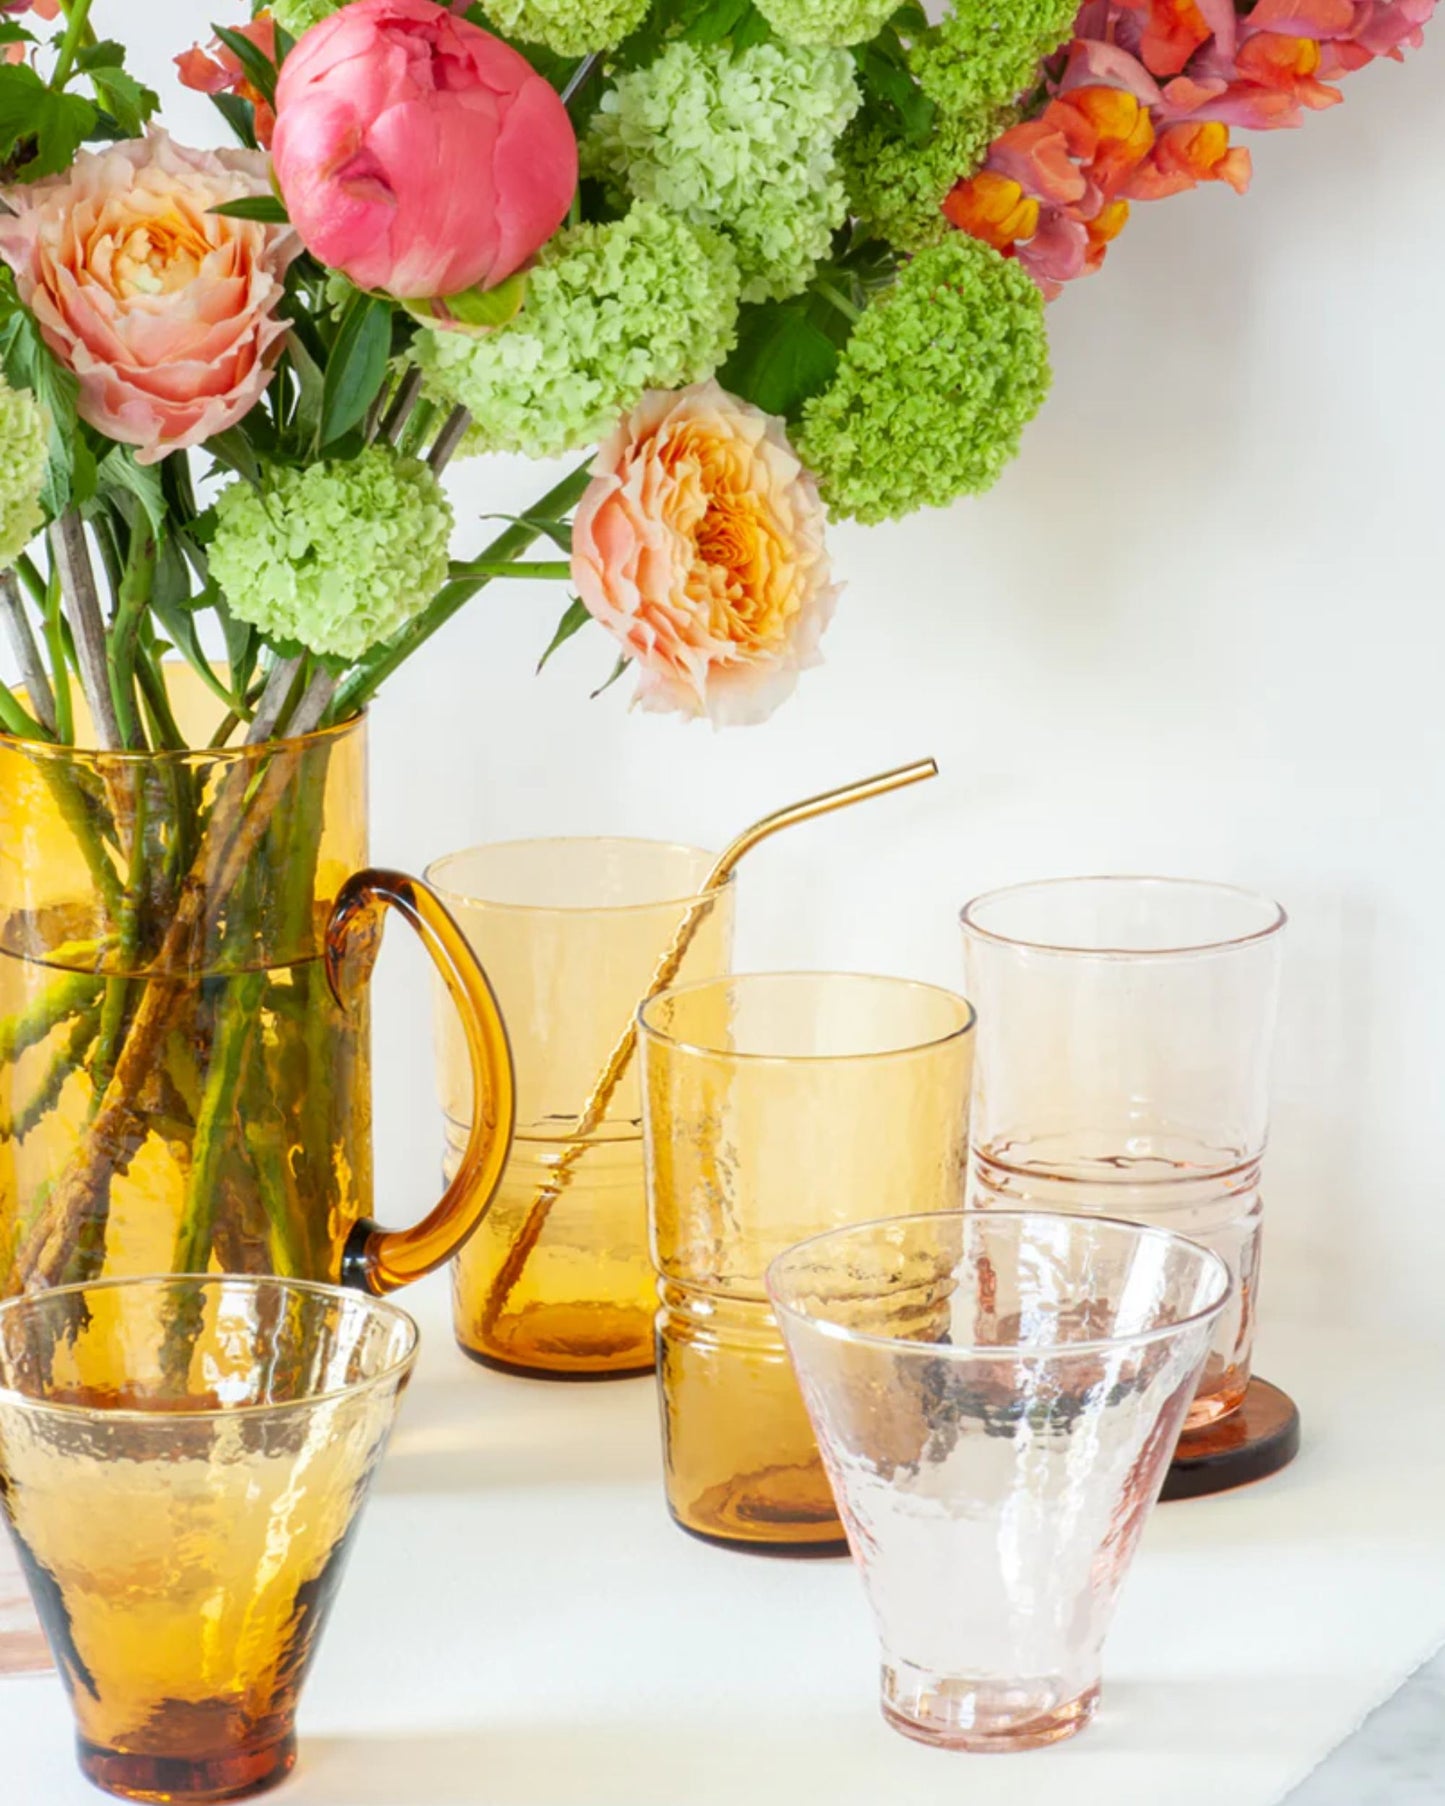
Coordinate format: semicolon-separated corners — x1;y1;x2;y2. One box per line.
269;0;345;35
753;0;899;46
210;448;453;661
911;0;1081;113
584;41;860;304
841;101;1008;252
798;237;1051;524
480;0;649;53
412;202;740;460
0;380;46;570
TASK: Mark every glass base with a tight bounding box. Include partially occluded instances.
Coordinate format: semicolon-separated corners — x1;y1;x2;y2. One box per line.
670;1507;848;1559
881;1661;1099;1752
456;1338;654;1382
78;1730;297;1803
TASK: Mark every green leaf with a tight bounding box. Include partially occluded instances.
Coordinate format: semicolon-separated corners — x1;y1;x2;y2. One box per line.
93;444;166;534
273;23;296;65
536;596;590;673
0;281;81;514
149;539;240;710
319;291;393;448
721;297;842;422
211;193;289;224
74;39;125;72
730;4;773;47
0;65;97;180
204;427;263;488
211;23;277;105
482;513;574;554
88;66;159;137
210;90;258;150
685;0;752;42
852;39;935;144
590;654;631;701
0;22;36;48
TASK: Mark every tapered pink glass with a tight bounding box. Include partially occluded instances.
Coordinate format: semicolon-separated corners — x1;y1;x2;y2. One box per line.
961;877;1285;1428
768;1210;1231;1752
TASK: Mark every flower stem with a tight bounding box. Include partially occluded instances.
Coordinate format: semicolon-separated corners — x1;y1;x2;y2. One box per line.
48;516;121;750
332;463;592;719
447;560;573;582
51;0;94;90
42;562;72;744
0;571;57;736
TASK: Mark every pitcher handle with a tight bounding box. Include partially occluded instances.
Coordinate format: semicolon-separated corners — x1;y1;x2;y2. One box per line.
324;868;515;1297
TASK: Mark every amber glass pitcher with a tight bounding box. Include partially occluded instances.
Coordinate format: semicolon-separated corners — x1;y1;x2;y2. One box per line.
0;671;515;1302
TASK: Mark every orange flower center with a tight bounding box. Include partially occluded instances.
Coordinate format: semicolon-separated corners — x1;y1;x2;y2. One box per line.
663;428;801;653
109;210;212;298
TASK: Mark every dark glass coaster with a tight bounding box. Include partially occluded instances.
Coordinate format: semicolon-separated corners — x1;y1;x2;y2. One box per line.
1161;1377;1300;1502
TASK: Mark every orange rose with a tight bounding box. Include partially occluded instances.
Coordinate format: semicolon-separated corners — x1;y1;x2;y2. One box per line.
571;382;839;728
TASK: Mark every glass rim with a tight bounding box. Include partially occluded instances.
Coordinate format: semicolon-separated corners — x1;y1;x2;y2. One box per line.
960;875;1287;958
637;971;978;1065
0;1274;420;1424
766;1208;1234;1360
425;836;730;918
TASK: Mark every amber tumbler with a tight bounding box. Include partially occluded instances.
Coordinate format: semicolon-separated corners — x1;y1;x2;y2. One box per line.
0;1275;418;1802
428;840;735;1377
639;973;975;1552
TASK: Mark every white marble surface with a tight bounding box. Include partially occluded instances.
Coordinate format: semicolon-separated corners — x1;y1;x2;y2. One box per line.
1;1289;1443;1806
1284;1647;1445;1805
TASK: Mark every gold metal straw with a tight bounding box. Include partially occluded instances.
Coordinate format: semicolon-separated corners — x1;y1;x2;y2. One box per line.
480;757;940;1338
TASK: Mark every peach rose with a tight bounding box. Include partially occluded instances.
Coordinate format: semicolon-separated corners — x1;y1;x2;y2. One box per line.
571;382;840;728
0;132;300;463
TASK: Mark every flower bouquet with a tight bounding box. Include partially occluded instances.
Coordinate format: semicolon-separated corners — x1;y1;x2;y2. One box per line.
0;0;1430;1297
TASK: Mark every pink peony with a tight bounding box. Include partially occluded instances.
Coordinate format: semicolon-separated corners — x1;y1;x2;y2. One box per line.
271;0;577;302
571;382;840;729
0;132;300;463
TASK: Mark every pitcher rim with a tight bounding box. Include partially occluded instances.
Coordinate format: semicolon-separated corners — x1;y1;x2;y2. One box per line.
0;707;364;766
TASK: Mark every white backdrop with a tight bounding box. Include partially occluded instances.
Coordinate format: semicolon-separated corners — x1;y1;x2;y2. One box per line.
33;10;1445;1341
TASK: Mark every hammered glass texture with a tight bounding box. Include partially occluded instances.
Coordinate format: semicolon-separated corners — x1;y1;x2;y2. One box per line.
0;1277;417;1801
768;1211;1230;1752
429;841;734;1376
961;877;1284;1428
639;974;975;1550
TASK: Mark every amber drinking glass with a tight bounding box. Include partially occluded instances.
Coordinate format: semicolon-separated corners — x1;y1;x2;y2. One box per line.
769;1211;1231;1751
961;878;1285;1429
0;1274;418;1801
429;840;735;1377
639;973;975;1552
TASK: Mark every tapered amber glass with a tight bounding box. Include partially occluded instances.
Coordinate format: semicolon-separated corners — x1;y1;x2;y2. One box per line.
0;1275;419;1801
429;840;735;1377
639;973;976;1551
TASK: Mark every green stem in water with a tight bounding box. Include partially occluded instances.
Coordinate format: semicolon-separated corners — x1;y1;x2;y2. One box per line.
0;971;103;1064
89;778;150;1105
0;1002;101;1142
332;463;591;719
173;973;264;1274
